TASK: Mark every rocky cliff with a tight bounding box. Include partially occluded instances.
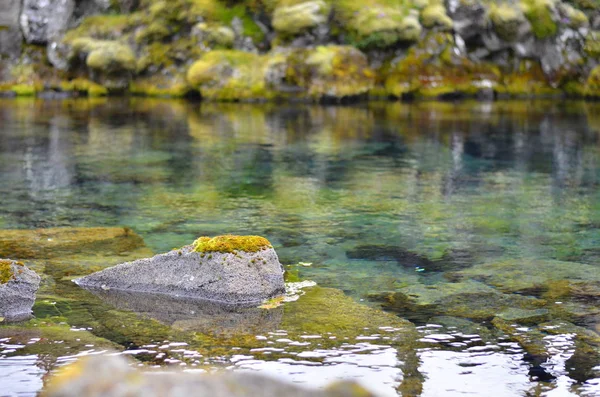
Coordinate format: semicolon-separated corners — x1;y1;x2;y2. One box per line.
1;0;600;100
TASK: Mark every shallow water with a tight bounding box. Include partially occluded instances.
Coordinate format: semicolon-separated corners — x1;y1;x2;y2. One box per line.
1;98;600;396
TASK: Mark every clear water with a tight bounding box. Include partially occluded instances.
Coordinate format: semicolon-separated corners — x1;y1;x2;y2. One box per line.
1;98;600;396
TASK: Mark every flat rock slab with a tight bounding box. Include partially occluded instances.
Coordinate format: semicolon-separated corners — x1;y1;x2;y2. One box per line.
0;227;147;259
0;259;41;322
75;245;285;305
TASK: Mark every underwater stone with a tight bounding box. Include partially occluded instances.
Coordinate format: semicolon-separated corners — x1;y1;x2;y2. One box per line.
0;227;147;259
75;235;285;305
0;259;41;322
44;355;375;397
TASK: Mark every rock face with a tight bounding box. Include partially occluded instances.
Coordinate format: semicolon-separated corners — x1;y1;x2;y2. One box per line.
75;235;286;305
1;0;600;99
0;0;23;60
20;0;75;44
44;355;374;397
0;259;41;321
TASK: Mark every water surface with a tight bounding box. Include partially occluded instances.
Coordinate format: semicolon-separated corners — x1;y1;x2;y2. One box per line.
1;98;600;396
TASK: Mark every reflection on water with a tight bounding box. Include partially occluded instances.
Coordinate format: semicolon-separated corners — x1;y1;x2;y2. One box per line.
1;98;600;396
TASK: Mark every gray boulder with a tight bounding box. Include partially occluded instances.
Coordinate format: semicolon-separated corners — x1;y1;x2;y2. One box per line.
44;355;374;397
75;235;285;305
20;0;75;44
0;259;41;322
0;0;23;60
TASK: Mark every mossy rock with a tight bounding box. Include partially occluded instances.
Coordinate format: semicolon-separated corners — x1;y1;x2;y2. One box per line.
186;50;272;101
70;38;136;73
559;3;589;28
378;280;546;321
283;45;374;99
0;227;148;259
272;0;331;37
129;75;191;97
63;14;132;41
384;32;500;98
420;4;453;30
335;3;422;49
60;78;109;97
282;285;414;337
584;31;600;58
521;0;558;39
489;3;529;41
192;22;235;48
453;258;600;293
585;65;600;97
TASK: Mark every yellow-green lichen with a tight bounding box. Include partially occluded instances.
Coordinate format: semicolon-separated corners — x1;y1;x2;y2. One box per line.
70;39;136;73
192;235;272;253
334;0;422;49
272;0;330;37
489;3;527;41
0;260;23;284
420;3;453;30
186;50;271;101
522;0;558;39
585;65;600;97
0;260;15;284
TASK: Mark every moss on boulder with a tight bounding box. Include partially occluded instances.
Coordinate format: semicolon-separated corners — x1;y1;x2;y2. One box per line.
283;45;374;99
192;235;272;253
187;50;271;101
272;0;330;37
489;3;529;41
420;3;453;30
521;0;558;39
384;33;500;98
335;2;422;49
585;65;600;97
192;22;235;48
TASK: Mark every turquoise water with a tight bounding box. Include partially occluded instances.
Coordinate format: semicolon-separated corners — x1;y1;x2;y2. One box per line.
1;98;600;396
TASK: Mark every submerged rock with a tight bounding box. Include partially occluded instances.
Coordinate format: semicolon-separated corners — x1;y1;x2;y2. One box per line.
375;280;546;321
0;259;41;322
43;355;375;397
0;227;147;259
75;235;285;305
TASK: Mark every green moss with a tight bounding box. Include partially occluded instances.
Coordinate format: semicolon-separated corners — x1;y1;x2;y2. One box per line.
60;78;109;96
192;235;272;253
489;3;527;41
420;4;453;30
72;39;136;73
63;14;131;41
584;31;600;58
129;78;191;97
338;4;422;49
186;50;272;101
0;260;16;284
384;33;500;98
522;0;558;39
272;0;330;37
282;286;414;336
213;4;265;44
192;23;235;48
10;84;36;96
585;65;600;97
561;3;589;28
